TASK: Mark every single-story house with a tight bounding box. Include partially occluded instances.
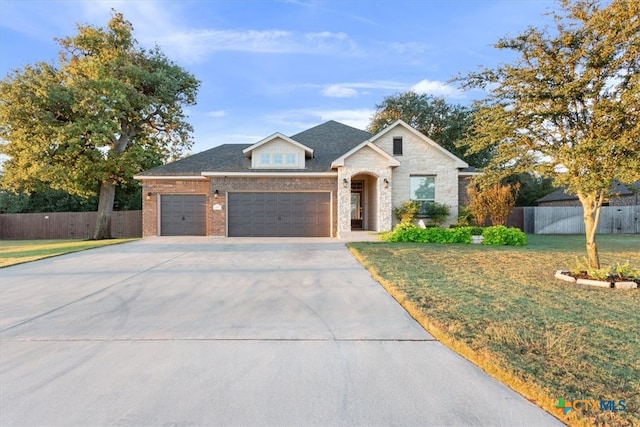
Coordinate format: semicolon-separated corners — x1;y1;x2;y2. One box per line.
134;119;480;237
537;181;640;207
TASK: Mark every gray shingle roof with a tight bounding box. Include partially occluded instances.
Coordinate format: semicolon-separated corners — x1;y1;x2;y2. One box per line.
137;120;373;176
536;181;640;203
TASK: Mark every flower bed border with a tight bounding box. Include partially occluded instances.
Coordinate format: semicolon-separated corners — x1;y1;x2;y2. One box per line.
555;271;638;289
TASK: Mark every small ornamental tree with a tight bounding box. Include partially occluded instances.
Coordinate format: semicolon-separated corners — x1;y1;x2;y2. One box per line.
0;12;200;239
467;182;520;226
460;0;640;268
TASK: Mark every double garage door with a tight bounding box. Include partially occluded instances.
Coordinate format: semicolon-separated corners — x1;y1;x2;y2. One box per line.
228;192;331;237
160;192;331;237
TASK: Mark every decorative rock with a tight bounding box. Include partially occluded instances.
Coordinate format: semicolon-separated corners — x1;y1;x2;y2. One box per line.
576;278;613;288
555;271;576;283
555;270;638;289
614;281;638;289
471;235;484;245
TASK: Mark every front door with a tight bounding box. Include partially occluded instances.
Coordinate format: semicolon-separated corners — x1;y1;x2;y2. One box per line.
350;180;364;229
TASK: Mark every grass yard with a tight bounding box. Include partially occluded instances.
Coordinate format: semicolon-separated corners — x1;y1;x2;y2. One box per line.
0;238;138;267
349;234;640;427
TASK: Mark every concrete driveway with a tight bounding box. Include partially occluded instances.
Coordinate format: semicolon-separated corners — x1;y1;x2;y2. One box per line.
0;237;562;426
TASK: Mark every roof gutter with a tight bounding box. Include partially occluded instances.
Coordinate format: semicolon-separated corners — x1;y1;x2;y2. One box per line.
133;175;207;180
201;172;337;177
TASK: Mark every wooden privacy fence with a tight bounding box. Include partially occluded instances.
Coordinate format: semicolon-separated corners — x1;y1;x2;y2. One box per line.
0;211;142;239
505;206;639;234
532;206;639;234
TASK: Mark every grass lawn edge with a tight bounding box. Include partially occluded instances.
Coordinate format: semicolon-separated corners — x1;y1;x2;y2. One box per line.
0;238;139;268
348;245;591;427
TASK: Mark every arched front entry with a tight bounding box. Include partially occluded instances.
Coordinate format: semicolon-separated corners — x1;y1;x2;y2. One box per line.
349;173;379;231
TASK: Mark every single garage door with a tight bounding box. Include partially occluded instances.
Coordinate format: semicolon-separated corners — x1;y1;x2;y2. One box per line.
228;192;330;237
160;195;206;236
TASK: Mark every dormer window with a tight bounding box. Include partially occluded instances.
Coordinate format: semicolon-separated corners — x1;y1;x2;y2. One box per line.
244;133;312;169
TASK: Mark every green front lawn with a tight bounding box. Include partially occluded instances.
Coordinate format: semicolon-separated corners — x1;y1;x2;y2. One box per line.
349;234;640;427
0;239;138;267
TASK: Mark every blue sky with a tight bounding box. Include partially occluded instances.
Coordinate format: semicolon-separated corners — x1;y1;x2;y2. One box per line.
1;0;556;154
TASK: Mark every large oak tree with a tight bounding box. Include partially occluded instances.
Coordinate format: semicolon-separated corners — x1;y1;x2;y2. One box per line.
461;0;639;268
0;12;199;239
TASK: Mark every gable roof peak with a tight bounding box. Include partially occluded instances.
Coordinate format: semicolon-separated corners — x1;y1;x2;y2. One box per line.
242;132;313;158
370;119;469;168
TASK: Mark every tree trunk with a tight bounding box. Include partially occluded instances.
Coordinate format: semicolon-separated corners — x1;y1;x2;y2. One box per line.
578;191;604;269
93;180;116;240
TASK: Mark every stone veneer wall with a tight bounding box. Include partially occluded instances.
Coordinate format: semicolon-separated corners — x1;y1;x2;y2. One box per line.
339;145;393;236
373;127;460;227
141;179;211;237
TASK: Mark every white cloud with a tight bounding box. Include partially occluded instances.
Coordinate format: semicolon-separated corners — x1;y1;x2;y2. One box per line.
320;80;406;98
154;28;359;64
267;108;374;132
304;31;356;51
385;41;430;55
411;79;463;98
321;85;359;98
204;110;226;118
313;109;374;130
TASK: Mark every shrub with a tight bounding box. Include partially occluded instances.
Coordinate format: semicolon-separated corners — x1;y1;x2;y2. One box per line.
611;261;640;280
467;182;520;226
419;201;451;226
470;226;484;236
481;225;527;246
384;223;471;244
457;206;475;226
393;201;420;223
571;258;640;281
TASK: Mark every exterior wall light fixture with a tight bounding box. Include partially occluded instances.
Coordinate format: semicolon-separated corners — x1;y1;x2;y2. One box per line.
343;178;348;188
383;178;389;188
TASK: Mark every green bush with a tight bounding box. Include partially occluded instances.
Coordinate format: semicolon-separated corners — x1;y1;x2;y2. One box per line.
393;201;420;223
481;225;527;246
419;201;451;226
385;224;471;244
470;226;484;236
385;222;427;242
457;206;475;226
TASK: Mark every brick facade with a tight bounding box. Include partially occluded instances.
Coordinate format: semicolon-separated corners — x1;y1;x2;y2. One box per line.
208;176;338;237
141;179;210;237
458;176;473;207
142;176;339;237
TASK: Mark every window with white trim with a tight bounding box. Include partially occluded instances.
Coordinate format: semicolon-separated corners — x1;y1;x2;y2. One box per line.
254;151;302;168
410;175;435;217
